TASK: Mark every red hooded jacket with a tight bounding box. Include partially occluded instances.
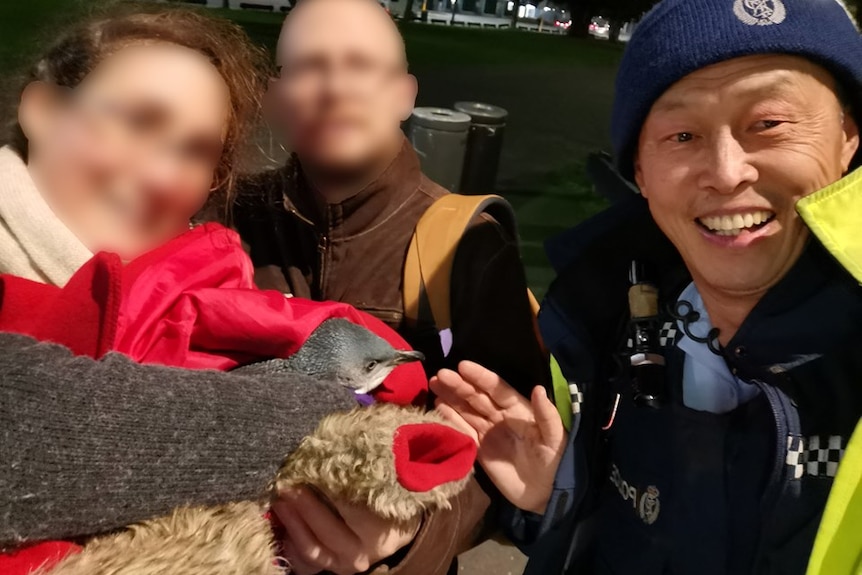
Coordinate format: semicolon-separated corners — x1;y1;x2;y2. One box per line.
0;223;428;574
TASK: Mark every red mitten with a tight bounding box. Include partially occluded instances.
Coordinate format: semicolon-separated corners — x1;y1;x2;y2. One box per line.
0;541;81;575
393;423;478;492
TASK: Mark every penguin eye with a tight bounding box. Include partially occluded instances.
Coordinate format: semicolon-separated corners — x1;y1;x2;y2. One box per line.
365;361;378;372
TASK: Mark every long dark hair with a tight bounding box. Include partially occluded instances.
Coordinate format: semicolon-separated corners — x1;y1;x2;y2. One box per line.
3;3;271;221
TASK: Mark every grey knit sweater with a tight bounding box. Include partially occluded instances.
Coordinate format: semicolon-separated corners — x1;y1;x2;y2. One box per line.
0;332;356;548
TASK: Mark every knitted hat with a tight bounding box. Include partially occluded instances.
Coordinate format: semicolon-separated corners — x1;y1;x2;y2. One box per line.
611;0;862;180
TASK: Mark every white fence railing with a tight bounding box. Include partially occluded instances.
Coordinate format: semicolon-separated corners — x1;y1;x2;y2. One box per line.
198;0;293;11
425;12;566;33
196;1;568;35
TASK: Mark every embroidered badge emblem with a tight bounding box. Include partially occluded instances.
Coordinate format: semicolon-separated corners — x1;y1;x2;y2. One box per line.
610;465;662;525
638;485;661;525
734;0;787;25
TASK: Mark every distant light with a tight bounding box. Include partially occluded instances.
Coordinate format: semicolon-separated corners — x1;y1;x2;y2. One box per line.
507;0;514;9
543;6;551;10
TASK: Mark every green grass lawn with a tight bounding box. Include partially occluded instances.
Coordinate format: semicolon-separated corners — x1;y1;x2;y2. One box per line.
0;0;83;77
0;1;622;295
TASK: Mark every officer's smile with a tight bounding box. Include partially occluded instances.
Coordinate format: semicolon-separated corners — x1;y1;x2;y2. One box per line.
694;207;779;248
694;207;780;249
696;209;775;237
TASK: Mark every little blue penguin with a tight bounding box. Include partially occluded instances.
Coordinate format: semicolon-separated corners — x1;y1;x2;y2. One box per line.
233;318;425;394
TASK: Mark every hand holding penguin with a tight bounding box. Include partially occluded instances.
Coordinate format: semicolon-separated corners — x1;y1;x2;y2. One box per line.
39;321;474;575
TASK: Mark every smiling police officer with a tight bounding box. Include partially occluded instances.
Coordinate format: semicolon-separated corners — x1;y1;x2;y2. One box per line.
430;0;862;574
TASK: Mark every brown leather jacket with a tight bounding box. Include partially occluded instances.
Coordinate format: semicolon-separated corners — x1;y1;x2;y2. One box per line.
234;140;549;574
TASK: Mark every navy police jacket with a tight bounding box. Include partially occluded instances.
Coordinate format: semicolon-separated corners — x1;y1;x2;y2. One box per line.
503;196;862;575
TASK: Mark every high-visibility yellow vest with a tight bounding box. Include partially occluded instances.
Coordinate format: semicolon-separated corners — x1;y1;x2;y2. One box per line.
798;168;862;575
797;168;862;285
805;420;862;575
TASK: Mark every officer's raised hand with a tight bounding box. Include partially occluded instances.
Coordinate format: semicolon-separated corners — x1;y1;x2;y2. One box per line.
431;361;567;515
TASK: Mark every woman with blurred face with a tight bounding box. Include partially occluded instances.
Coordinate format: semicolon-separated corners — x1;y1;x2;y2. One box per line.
0;7;427;574
1;7;260;281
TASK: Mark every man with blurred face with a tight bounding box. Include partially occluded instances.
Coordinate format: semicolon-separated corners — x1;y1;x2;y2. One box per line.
429;1;862;574
266;0;414;195
234;0;549;573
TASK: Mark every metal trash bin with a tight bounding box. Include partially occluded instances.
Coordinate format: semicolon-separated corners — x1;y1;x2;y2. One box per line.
453;101;508;194
407;107;471;192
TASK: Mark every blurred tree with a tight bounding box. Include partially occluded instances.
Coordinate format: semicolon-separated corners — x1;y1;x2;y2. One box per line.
511;0;521;25
569;0;858;39
402;0;418;21
566;1;593;37
846;0;862;27
565;0;656;40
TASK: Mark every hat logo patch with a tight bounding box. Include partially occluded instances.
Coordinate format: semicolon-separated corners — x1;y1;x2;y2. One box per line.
733;0;786;25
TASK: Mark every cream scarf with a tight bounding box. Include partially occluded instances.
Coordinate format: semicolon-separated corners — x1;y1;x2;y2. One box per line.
0;145;93;286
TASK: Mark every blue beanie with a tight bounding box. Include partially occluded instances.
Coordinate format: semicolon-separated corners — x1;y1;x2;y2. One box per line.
611;0;862;180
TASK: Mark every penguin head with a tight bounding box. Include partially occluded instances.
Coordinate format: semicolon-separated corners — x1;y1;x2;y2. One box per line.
288;319;425;394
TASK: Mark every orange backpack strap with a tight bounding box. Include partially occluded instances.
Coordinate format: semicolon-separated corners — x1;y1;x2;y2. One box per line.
403;194;518;330
404;193;575;430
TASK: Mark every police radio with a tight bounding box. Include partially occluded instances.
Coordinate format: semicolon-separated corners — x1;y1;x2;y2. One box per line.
627;261;665;408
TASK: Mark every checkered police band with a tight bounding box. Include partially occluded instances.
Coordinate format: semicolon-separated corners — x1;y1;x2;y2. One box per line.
569;382;584;415
786;435;847;480
625;321;681;351
659;322;679;348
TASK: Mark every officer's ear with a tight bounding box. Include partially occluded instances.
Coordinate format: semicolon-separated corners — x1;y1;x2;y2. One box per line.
840;109;859;173
634;154;648;198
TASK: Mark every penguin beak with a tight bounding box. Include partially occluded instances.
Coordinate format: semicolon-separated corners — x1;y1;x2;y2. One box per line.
390;350;425;366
